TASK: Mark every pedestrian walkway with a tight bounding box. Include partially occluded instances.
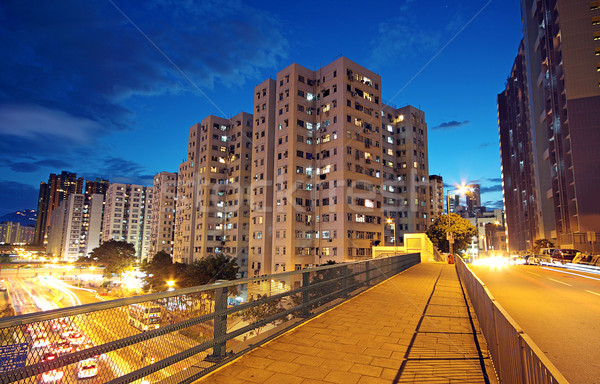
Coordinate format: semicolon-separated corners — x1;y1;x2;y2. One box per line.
195;263;496;384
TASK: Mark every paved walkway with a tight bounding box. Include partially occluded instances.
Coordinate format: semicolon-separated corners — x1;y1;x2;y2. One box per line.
196;263;496;384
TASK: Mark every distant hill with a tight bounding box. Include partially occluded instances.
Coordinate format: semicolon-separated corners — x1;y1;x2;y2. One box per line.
0;209;36;226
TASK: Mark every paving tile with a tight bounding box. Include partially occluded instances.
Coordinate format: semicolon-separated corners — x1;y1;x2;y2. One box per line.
193;263;493;384
323;369;361;384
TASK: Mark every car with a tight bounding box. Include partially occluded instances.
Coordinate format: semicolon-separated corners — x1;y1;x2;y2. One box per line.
77;358;98;379
68;332;85;345
41;369;64;383
42;351;58;362
51;318;69;331
51;340;73;355
32;336;50;349
61;328;76;339
526;254;552;265
551;249;580;264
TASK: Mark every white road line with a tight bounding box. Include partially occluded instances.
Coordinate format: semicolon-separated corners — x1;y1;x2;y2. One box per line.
541;267;600;281
585;290;600;297
548;278;572;286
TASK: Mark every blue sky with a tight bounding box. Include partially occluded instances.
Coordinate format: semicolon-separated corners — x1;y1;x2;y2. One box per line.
0;0;523;216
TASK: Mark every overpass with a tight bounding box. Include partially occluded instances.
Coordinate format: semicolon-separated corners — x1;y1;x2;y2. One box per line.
0;254;567;384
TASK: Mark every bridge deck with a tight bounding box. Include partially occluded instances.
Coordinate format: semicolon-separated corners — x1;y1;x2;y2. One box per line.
195;263;496;384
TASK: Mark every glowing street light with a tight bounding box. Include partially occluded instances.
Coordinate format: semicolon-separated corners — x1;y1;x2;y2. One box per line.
167;280;175;291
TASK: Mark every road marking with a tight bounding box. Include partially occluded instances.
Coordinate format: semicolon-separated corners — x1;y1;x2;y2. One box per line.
541;267;600;281
586;290;600;297
548;278;572;286
526;271;541;276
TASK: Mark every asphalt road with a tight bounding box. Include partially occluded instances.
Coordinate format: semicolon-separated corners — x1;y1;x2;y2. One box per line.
470;264;600;384
3;276;204;383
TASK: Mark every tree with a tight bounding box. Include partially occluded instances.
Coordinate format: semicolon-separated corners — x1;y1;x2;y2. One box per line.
532;239;554;255
90;240;136;277
426;213;477;253
142;251;177;291
180;254;239;287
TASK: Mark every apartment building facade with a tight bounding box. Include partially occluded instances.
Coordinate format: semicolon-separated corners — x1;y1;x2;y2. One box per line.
46;193;104;261
428;175;444;225
248;57;430;276
149;172;177;258
0;222;34;244
498;41;540;252
499;1;600;251
102;183;153;260
34;171;84;245
174;113;253;276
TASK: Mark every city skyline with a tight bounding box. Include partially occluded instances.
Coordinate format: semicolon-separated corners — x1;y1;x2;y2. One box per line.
0;0;523;216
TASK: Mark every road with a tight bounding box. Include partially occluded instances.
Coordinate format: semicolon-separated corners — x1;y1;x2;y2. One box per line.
3;276;206;383
470;264;600;384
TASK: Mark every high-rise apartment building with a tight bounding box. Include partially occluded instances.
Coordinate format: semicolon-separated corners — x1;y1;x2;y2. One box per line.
248;57;430;276
102;184;153;260
465;184;481;217
498;42;539;252
447;194;460;214
428;175;444;225
34;171;83;244
46;193;104;261
174;112;253;276
149;172;177;258
0;222;34;244
499;1;600;251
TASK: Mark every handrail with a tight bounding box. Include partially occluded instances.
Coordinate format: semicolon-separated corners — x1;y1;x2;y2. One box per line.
0;253;420;384
455;257;569;384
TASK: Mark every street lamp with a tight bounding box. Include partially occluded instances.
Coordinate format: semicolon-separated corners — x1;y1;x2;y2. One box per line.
167;280;175;291
387;218;397;255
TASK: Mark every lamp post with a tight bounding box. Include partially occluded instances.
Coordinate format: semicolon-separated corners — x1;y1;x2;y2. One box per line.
387;218;397;255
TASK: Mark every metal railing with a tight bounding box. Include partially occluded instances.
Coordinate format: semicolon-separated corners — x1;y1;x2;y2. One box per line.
0;253;419;384
456;257;569;384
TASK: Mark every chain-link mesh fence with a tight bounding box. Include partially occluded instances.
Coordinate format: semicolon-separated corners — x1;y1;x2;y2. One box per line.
0;254;419;384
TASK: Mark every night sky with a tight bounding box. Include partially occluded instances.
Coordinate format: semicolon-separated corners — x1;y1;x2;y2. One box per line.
0;0;523;216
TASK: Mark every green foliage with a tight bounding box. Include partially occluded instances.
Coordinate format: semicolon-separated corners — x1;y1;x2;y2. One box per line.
142;251;178;291
426;213;477;253
90;240;137;277
143;253;239;291
532;239;554;254
180;254;239;287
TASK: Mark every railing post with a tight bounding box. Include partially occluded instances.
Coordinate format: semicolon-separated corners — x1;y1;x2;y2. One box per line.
341;265;349;297
365;260;370;287
301;271;310;317
212;286;228;358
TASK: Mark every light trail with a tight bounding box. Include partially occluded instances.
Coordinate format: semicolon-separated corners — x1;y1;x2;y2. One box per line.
541;267;600;282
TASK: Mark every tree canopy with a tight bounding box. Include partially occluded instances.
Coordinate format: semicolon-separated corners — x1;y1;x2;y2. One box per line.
89;240;137;277
142;253;239;291
531;239;554;254
426;213;477;253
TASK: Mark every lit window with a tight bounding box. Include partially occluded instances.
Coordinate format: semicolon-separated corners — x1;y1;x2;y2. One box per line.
387;124;393;132
307;93;314;101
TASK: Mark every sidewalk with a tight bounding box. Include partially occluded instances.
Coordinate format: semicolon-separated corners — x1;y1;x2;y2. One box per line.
196;263;496;384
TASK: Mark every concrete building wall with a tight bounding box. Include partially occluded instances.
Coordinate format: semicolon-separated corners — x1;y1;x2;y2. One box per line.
248;57;430;276
428;175;444;226
173;112;253;275
517;0;600;250
102;184;152;260
149;172;178;258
